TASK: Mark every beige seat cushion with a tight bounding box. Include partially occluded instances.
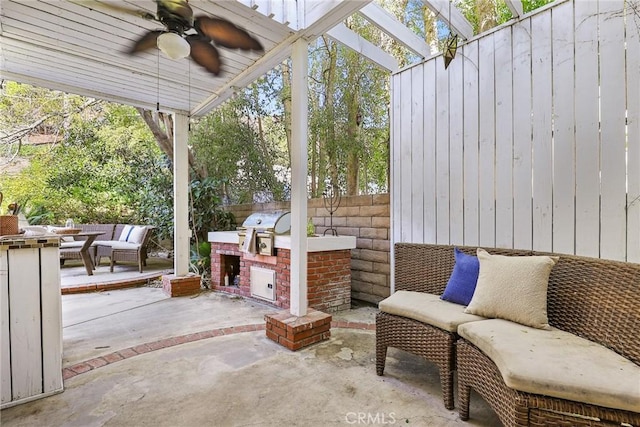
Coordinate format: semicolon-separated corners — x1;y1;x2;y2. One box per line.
458;319;640;412
379;290;485;333
97;241;141;250
59;241;85;249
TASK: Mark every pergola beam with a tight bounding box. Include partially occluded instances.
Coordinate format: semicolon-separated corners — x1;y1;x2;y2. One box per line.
504;0;524;17
190;36;295;116
192;1;374;116
302;0;372;37
420;0;474;40
326;23;399;72
358;2;432;59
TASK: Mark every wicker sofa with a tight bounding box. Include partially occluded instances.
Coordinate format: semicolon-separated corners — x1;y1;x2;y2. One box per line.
60;223;154;273
376;243;640;426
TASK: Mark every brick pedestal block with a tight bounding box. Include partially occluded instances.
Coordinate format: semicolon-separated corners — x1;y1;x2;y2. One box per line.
265;309;332;351
162;274;201;297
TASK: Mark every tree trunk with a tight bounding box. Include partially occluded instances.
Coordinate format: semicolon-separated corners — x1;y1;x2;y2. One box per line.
346;152;359;195
345;81;360;195
136;108;206;179
345;50;362;196
476;0;498;33
323;38;339;190
281;61;293;168
256;113;275;179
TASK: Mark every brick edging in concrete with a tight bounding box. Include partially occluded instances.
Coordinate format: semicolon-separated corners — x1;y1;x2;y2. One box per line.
62;321;375;380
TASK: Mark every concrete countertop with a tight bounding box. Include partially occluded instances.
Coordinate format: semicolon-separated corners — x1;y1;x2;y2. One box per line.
208;231;356;253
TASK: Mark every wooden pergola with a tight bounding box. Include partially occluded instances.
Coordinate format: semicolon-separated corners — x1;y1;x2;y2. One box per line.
1;0;538;317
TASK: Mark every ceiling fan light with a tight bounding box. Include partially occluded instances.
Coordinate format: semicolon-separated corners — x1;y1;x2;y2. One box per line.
157;32;190;60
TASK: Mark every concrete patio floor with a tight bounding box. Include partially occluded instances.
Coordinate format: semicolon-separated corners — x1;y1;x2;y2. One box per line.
1;285;501;426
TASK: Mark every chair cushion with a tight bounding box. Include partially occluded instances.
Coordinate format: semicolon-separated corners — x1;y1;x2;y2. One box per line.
104;241;141;250
127;226;146;244
441;247;480;305
464;248;558;329
59;241;84;249
458;319;640;412
379;290;485;333
118;225;135;242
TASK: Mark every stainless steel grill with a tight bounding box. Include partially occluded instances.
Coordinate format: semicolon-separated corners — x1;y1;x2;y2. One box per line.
237;211;291;256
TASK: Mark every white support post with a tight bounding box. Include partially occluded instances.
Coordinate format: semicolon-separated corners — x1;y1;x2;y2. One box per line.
173;113;190;277
290;38;309;317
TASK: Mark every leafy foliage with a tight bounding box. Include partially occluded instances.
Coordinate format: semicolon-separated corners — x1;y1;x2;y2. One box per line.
189;177;236;240
0;88;173;238
455;0;554;33
189;94;287;204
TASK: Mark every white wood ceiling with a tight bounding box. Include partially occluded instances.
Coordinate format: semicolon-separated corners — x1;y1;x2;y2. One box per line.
0;0;355;116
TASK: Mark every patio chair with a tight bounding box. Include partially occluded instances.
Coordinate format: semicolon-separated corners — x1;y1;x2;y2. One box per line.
109;226;154;273
377;244;533;410
95;224;125;266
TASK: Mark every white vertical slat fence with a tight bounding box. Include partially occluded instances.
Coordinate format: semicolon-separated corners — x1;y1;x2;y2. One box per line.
410;66;425;243
462;41;480;247
391;0;640;262
436;56;451;244
423;60;438;243
512;19;533;250
598;0;628;261
494;28;514;249
551;1;575;256
477;34;496;248
574;0;601;258
449;53;465;245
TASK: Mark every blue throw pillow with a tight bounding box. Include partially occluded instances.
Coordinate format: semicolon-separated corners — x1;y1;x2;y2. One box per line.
440;247;480;306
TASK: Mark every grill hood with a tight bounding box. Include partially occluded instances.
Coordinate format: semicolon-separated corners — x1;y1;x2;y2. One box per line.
241;211;291;234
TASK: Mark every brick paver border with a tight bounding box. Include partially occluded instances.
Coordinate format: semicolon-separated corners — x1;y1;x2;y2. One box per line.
62;321;375;380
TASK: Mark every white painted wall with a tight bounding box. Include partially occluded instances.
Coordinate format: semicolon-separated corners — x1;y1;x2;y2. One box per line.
391;0;640;262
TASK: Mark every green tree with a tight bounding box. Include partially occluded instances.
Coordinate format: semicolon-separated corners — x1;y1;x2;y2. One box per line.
455;0;554;33
0;86;173;239
190;91;287;204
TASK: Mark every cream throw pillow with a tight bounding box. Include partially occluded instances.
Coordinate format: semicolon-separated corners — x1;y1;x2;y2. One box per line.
464;248;559;329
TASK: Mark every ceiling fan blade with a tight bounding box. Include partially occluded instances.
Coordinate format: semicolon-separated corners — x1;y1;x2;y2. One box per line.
195;16;263;51
187;36;221;75
74;0;154;20
128;30;164;55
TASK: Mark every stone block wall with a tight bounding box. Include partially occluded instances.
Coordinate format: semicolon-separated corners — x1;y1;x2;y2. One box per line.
223;193;391;304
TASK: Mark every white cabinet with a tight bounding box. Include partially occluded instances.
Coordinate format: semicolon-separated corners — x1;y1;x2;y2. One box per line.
250;266;276;301
1;236;63;408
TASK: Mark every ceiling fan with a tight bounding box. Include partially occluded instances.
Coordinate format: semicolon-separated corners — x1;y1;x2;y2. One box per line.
88;0;264;76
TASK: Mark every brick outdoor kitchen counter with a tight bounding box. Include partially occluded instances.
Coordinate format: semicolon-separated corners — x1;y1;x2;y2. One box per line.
208;231;357;313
